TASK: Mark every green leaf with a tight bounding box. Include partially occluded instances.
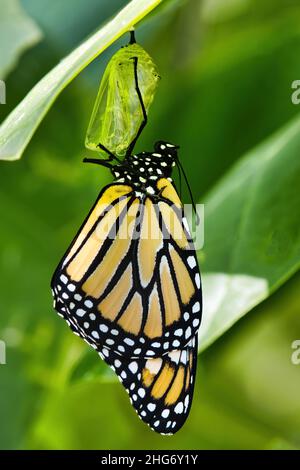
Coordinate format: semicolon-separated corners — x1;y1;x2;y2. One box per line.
0;0;42;79
203;272;300;447
0;0;162;161
199;273;268;351
199;115;300;350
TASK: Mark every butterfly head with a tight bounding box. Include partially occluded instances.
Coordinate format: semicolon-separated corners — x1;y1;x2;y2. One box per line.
153;141;179;166
154;140;180;157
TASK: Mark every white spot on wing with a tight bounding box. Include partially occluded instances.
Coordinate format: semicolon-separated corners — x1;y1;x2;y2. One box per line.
76;309;85;317
145;358;162;375
188;256;196;269
128;361;138;374
174;402;184;414
138;388;145;398
174;328;183;337
124;338;134;346
147;403;156;411
60;275;68;284
168;350;181;363
185;326;192;339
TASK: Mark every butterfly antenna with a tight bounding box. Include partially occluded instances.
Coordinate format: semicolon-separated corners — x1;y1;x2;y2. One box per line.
176;157;199;226
178;161;182;199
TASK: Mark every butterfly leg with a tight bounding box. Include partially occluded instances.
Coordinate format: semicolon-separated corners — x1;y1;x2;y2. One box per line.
83;142;122;168
97;143;120;161
83;157;114;169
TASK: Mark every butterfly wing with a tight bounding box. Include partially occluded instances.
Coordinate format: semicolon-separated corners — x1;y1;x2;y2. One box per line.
99;335;198;434
51;178;201;434
52;178;201;356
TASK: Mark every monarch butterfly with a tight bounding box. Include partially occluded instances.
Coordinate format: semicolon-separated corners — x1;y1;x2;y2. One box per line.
51;34;202;435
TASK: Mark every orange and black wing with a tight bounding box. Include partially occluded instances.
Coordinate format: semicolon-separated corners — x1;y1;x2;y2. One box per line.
51;178;201;434
99;335;198;434
51;178;201;357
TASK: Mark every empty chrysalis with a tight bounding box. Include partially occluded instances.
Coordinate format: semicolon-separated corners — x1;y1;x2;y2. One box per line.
85;31;160;157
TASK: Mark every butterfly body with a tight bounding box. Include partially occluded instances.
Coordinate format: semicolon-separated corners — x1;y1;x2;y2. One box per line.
51;141;202;434
111;141;176;195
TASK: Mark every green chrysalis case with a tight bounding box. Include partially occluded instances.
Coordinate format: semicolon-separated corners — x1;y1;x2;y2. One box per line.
85;37;160;157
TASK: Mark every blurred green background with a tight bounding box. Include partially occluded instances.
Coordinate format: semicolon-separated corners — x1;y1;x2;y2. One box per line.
1;0;300;450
